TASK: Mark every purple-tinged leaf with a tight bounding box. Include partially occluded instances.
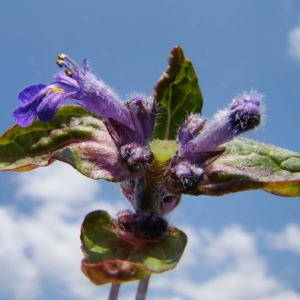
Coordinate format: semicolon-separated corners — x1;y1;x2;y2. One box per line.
192;138;300;197
81;210;187;285
0;106;136;181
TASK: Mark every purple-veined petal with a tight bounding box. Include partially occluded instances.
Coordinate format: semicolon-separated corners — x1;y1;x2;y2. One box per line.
18;84;47;105
37;90;77;122
13;100;41;127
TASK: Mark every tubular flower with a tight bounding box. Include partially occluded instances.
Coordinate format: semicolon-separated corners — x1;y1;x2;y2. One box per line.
13;54;156;172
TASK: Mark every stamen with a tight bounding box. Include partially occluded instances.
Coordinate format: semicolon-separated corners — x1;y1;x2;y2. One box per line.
55;54;81;78
56;59;77;77
60;54;81;70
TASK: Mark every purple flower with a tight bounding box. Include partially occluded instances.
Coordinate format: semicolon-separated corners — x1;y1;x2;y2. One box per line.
14;55;132;127
13;54;156;171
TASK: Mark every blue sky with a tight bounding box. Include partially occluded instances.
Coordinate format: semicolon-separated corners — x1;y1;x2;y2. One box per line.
0;1;300;299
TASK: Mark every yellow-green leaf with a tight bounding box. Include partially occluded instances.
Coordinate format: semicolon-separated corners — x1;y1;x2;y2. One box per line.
0;106;133;181
194;138;300;197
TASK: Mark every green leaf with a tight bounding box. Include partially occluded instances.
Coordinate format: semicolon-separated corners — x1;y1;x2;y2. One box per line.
153;46;203;140
81;210;187;285
193;138;300;197
0;106;133;181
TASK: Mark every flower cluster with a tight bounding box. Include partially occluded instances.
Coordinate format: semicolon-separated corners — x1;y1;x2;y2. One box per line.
14;54;263;239
164;91;262;194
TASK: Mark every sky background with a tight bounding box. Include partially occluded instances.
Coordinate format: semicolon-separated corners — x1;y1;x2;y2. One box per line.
0;1;300;299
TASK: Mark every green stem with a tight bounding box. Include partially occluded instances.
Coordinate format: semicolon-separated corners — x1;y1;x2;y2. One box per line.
135;275;151;300
108;283;120;300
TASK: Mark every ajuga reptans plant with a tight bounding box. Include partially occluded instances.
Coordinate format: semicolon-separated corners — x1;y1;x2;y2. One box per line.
1;46;299;299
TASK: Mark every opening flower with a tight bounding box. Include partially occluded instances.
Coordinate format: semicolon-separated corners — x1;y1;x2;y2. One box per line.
13;54;156;172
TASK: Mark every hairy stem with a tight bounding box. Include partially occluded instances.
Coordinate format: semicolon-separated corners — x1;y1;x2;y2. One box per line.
108;283;120;300
135;276;151;300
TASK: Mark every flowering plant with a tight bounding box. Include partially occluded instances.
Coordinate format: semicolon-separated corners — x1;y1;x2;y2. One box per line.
1;46;299;299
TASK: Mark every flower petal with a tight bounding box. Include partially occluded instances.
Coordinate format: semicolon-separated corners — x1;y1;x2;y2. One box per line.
18;84;47;105
13;100;40;127
37;88;76;122
53;71;80;88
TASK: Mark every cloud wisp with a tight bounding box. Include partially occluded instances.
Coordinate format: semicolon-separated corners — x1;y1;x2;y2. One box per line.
288;17;300;61
263;224;300;254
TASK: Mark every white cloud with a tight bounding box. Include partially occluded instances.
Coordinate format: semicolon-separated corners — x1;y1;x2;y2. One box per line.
0;207;40;300
1;163;300;300
11;162;123;218
197;224;257;265
151;225;300;300
288;18;300;61
0;163;125;300
13;162;98;202
263;224;300;254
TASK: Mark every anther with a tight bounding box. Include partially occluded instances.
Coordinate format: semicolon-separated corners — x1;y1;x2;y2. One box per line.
57;54;66;60
65;69;73;77
56;60;64;67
